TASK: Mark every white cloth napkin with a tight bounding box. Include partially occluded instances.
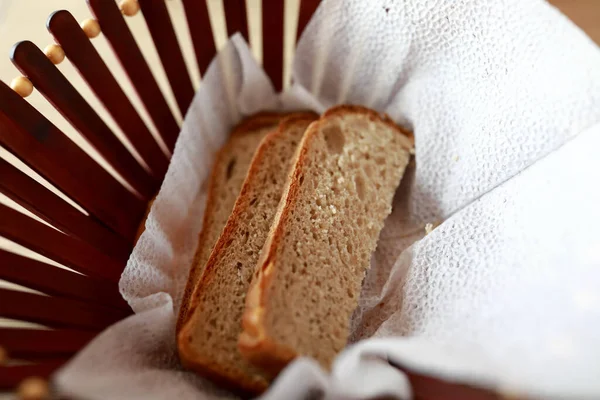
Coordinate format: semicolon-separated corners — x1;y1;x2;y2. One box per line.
56;0;600;399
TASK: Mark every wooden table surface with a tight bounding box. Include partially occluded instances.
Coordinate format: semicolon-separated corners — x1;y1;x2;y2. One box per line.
550;0;600;45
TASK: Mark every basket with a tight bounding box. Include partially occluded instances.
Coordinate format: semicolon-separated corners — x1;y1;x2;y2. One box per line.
0;1;503;398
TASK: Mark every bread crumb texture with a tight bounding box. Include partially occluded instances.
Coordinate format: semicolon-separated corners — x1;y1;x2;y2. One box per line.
241;105;413;373
177;113;283;332
178;113;318;393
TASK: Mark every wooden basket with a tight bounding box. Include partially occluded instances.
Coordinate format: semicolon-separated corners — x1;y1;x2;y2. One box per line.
0;1;503;398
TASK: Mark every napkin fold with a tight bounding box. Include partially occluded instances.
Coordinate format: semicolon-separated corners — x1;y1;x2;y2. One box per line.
57;0;600;398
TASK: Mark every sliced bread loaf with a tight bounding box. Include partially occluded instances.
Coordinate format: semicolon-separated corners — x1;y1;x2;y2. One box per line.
239;105;414;375
177;113;284;332
178;113;318;392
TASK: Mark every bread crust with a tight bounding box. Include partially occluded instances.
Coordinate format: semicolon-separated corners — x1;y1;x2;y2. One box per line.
239;105;413;375
176;112;287;333
178;112;318;394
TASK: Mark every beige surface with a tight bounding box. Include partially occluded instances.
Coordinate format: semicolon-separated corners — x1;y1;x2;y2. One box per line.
549;0;600;45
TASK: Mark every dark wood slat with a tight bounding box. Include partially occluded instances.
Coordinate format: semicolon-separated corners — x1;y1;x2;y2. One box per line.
87;0;180;152
0;360;66;389
0;80;144;240
263;0;285;91
138;0;195;116
408;372;502;400
47;10;169;181
390;359;504;400
0;329;96;359
0;157;130;262
0;204;124;282
224;0;249;41
10;40;156;201
297;0;321;41
182;0;217;75
0;289;128;330
0;250;128;310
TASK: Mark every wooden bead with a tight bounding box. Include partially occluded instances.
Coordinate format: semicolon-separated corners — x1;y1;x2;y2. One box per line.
119;0;140;16
0;346;7;364
10;76;34;98
17;377;49;400
44;44;65;65
81;18;101;38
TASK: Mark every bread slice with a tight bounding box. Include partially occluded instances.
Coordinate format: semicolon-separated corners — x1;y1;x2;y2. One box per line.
178;113;318;392
239;105;414;375
177;113;284;332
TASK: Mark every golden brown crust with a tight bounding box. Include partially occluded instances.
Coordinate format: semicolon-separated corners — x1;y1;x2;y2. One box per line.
178;112;318;393
323;104;414;145
178;331;268;394
176;144;230;333
239;105;414;374
187;113;318;316
176;112;286;333
238;125;317;373
230;112;289;137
